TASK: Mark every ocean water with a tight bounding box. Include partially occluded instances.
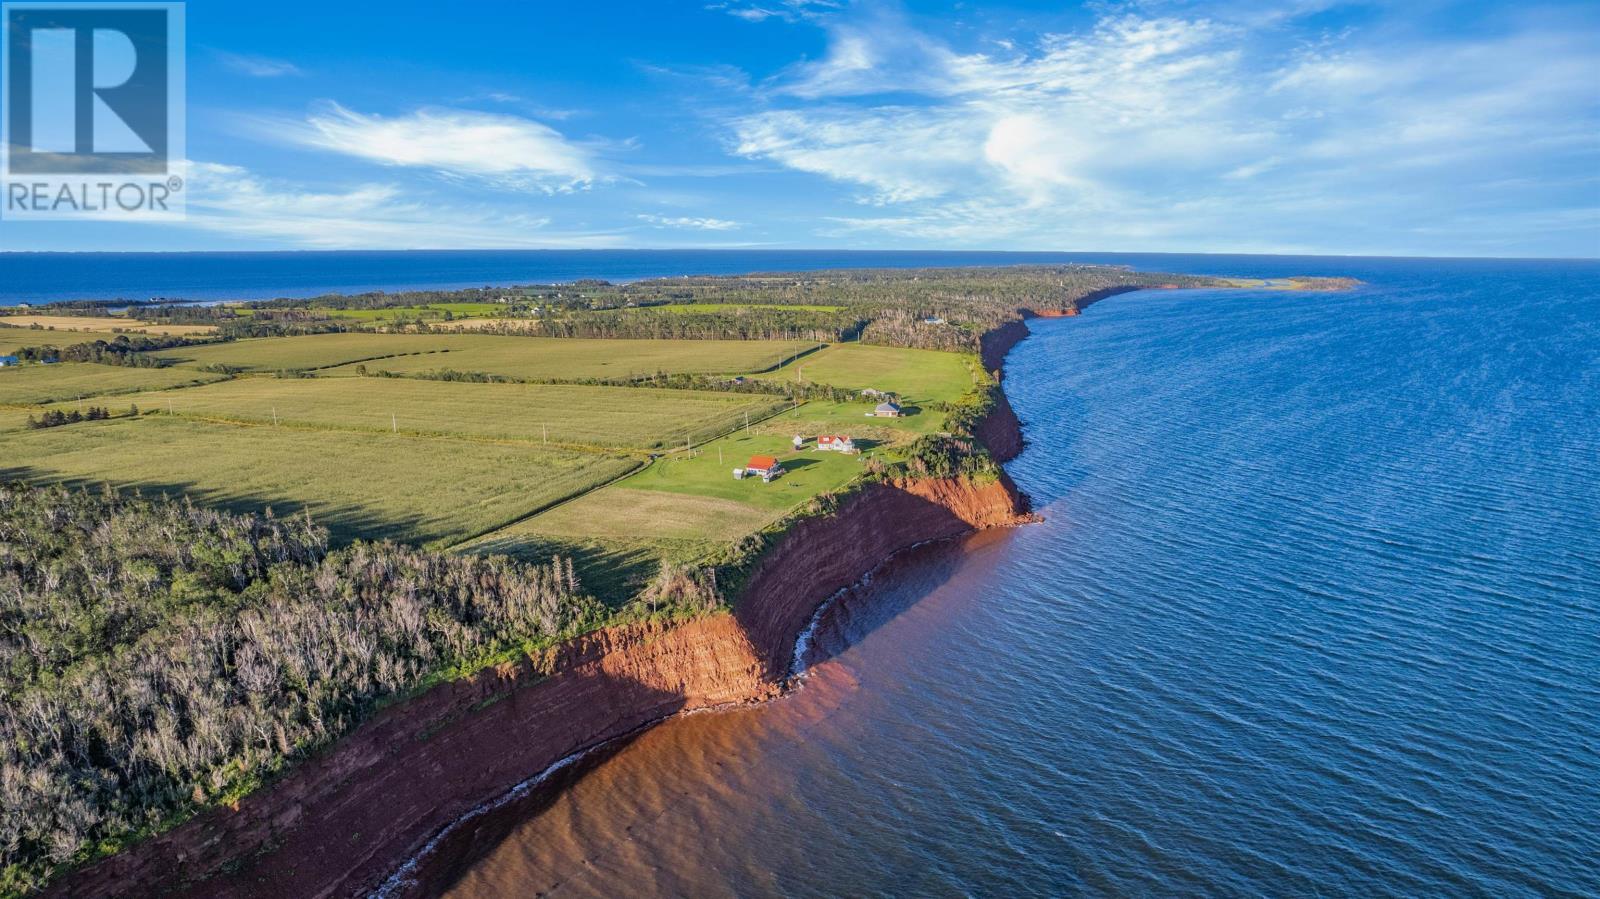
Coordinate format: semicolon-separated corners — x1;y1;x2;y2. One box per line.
407;257;1600;897
0;248;1477;305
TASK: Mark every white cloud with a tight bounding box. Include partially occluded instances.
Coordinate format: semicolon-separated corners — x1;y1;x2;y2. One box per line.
214;50;302;78
638;214;741;230
721;4;1600;255
707;0;840;24
182;162;622;249
249;103;596;192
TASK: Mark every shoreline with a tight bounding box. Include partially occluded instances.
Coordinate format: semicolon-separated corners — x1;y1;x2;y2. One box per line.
50;309;1062;898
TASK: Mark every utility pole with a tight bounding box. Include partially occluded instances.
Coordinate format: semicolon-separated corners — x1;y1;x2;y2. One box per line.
392;412;397;433
543;423;548;445
272;406;278;426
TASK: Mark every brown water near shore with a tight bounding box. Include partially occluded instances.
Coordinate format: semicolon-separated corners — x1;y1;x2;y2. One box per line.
409;530;1014;898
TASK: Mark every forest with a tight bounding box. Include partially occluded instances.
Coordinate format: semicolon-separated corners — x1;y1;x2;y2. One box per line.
0;485;599;894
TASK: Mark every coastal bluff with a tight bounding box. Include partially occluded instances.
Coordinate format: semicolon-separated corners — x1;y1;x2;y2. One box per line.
52;391;1035;899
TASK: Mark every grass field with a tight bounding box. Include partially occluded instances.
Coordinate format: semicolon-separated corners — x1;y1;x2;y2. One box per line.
321;335;819;380
3;327;90;354
0;315;215;336
0;363;226;405
86;377;788;450
152;332;819;378
608;303;845;313
0;416;638;547
0;407;37;431
322;302;505;322
149;333;465;371
754;343;977;406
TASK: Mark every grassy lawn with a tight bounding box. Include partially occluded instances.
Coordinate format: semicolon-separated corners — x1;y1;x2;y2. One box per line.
624;429;868;510
0;363;226;405
0;416;638;547
83;377;787;450
151;332;819;378
748;399;948;438
753;343;977;406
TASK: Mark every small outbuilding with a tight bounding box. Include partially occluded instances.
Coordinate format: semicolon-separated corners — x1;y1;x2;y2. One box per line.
872;401;902;418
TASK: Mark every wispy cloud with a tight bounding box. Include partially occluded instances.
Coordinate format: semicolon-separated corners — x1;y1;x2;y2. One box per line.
720;3;1600;255
213;50;302;78
243;103;597;192
637;213;741;230
707;0;840;24
183;162;623;249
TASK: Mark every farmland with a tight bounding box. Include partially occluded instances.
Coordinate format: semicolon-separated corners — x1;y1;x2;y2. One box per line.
0;362;226;405
88;377;787;450
151;332;818;377
1;327;85;355
0;315;216;336
754;343;978;406
0;416;637;547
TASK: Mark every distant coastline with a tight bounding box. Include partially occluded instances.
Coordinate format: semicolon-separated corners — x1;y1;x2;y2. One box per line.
0;248;1424;306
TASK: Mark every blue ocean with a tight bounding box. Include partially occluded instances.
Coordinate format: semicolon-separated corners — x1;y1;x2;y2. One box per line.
399;255;1600;898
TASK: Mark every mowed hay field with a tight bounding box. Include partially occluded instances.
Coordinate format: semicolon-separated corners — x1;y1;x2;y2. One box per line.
151;332;818;378
97;378;788;450
0;363;226;405
1;327;83;355
756;343;976;406
322;336;818;380
0;315;215;336
0;416;638;547
149;333;463;372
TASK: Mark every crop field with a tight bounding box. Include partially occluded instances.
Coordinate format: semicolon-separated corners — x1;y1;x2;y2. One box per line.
88;377;788;450
151;332;818;378
0;416;638;547
0;363;226;405
322;335;819;379
755;343;977;406
0;315;215;336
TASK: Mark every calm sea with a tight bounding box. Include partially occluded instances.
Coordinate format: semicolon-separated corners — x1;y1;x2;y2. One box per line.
401;256;1600;897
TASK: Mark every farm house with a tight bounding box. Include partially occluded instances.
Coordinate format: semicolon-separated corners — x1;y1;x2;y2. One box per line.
872;401;902;418
744;455;783;481
817;435;856;453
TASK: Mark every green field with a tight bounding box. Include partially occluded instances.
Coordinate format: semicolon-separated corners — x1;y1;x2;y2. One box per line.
83;377;787;450
0;407;37;431
0;327;78;355
322;302;505;322
612;303;844;314
321;335;819;380
152;332;818;378
149;333;467;371
0;363;226;405
754;343;977;406
0;416;637;547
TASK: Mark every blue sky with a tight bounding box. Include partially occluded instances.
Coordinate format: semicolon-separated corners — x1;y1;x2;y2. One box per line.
3;0;1597;256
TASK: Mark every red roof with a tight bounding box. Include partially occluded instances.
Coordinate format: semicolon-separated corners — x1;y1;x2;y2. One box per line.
818;434;851;444
747;455;780;470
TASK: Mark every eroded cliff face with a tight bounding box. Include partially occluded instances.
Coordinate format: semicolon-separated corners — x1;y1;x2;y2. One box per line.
55;345;1037;899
